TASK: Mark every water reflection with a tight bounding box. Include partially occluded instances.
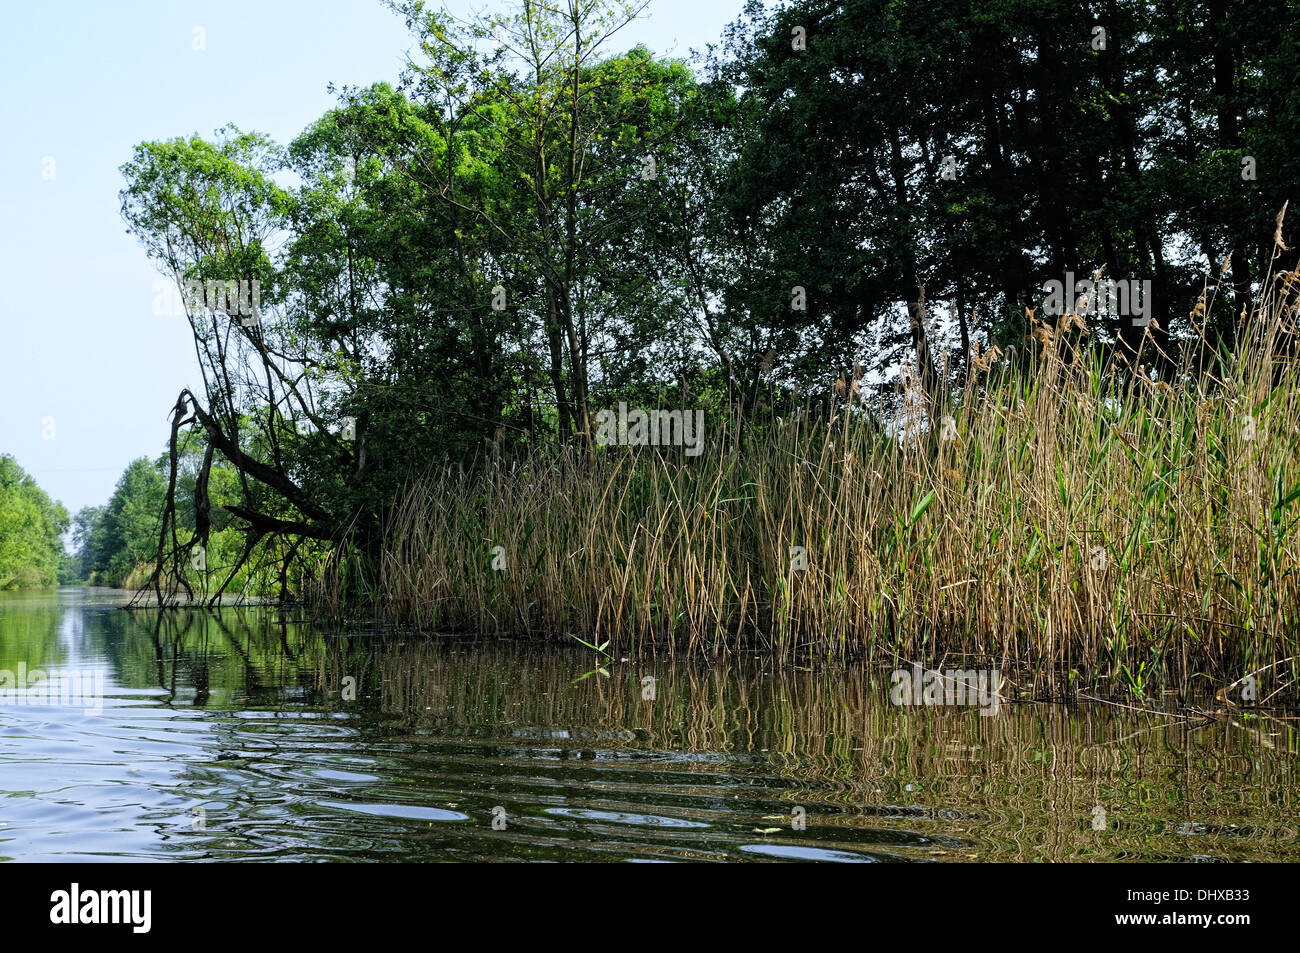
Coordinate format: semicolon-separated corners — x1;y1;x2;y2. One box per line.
0;588;1295;861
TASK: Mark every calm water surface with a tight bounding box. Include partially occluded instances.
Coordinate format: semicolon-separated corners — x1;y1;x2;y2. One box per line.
0;588;1295;861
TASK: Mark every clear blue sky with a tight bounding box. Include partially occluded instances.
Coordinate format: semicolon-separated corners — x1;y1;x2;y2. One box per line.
0;0;742;520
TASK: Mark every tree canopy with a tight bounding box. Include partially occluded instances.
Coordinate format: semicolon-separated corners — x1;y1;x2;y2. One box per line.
0;455;68;590
111;0;1298;603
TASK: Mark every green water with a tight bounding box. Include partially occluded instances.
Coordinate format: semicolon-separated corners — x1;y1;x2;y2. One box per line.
0;588;1295;861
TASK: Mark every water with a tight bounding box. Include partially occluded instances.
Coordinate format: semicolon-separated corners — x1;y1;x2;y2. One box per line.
0;588;1295;862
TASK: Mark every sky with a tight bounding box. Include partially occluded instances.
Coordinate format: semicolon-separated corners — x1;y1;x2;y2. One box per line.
0;0;743;521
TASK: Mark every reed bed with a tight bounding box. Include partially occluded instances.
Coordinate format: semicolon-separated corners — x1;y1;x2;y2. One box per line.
316;269;1300;700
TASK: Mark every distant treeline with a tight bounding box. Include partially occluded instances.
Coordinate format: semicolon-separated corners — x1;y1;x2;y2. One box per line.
0;448;253;592
0;455;67;590
1;441;319;596
66;440;301;596
67;458;165;588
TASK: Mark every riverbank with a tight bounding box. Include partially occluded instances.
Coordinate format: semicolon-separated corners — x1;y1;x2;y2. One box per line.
318;294;1300;704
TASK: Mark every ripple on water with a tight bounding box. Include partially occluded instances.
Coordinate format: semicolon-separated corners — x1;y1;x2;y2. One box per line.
739;844;883;862
544;807;711;828
2;592;1297;862
306;768;381;784
318;801;470;822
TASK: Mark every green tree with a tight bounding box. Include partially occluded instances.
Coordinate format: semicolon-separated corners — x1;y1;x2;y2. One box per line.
86;458;166;587
0;455;69;590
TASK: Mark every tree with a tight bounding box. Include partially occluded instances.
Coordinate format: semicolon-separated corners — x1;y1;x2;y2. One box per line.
79;458;167;587
0;455;69;590
711;0;1298;387
118;0;715;602
112;0;1299;605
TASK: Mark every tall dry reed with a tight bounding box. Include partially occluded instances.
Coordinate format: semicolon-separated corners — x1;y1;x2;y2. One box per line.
318;261;1300;700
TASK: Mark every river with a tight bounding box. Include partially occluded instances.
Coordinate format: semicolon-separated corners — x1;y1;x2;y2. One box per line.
0;588;1294;861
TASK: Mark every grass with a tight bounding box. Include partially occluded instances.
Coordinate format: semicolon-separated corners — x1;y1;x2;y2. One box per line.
312;257;1300;702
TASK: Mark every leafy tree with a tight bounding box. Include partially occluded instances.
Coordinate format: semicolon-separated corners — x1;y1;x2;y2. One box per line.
79;458;167;587
67;505;105;582
711;0;1297;387
0;455;69;590
110;0;1299;604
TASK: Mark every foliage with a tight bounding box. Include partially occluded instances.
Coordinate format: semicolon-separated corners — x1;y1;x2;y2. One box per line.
106;0;1300;671
0;455;69;590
